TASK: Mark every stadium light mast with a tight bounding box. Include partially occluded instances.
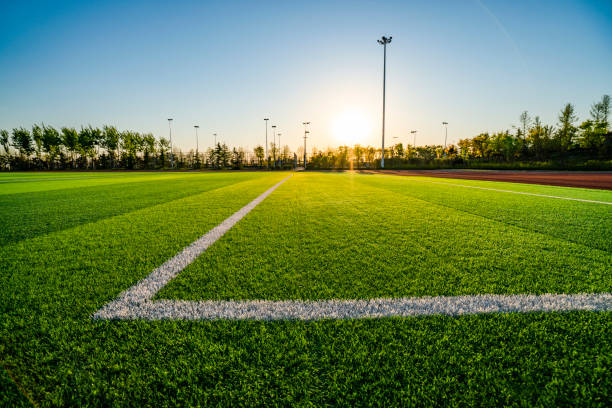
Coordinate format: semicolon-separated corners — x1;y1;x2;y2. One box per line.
271;125;276;164
264;118;269;168
194;125;199;159
167;118;174;169
302;122;310;168
213;133;217;147
377;35;392;169
411;130;417;148
442;121;448;155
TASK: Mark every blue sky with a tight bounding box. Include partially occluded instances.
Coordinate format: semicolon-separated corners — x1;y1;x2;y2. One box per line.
1;0;611;152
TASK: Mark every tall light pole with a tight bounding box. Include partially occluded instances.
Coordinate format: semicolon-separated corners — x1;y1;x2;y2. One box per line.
264;118;269;168
377;35;392;169
194;125;199;168
167;118;174;169
442;121;448;155
411;130;417;148
302;122;310;168
213;133;217;147
277;132;282;165
271;125;276;165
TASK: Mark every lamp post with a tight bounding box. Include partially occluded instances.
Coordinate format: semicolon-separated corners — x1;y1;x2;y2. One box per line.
167;118;174;169
442;121;448;155
271;125;276;165
411;130;417;148
302;122;310;168
377;35;392;168
264;118;269;168
213;133;217;147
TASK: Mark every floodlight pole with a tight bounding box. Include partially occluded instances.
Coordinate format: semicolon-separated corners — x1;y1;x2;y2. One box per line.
411;130;417;148
213;133;217;147
167;118;174;169
271;125;276;165
264;118;269;168
378;35;392;169
442;121;448;156
302;122;310;168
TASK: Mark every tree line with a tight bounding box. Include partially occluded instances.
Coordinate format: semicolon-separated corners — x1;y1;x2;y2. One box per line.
0;124;296;170
308;95;611;170
1;95;610;171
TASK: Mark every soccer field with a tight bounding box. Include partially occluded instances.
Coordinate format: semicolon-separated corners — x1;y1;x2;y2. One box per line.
1;171;611;406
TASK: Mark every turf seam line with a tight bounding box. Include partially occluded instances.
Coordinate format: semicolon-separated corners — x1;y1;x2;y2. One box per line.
399;178;612;205
93;175;293;319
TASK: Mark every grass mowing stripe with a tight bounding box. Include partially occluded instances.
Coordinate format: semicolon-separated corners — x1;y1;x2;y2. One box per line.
403;177;612;204
94;175;292;319
0;173;266;245
94;293;612;321
356;173;612;252
160;173;611;301
366;180;607;253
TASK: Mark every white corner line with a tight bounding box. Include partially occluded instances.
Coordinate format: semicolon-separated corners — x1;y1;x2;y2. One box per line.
93;174;292;319
396;177;612;205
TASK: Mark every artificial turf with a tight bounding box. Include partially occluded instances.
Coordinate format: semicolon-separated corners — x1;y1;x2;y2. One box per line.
1;171;610;406
158;172;612;300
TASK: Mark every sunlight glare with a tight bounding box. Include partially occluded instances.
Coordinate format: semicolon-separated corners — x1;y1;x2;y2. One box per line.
331;110;372;146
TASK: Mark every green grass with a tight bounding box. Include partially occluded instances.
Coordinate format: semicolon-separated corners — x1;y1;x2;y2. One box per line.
158;173;611;300
0;172;265;245
1;171;611;406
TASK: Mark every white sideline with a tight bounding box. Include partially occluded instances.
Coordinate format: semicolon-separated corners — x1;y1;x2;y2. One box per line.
95;293;612;321
94;173;612;321
400;177;612;205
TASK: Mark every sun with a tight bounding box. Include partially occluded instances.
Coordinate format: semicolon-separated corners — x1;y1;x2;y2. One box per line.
331;110;372;146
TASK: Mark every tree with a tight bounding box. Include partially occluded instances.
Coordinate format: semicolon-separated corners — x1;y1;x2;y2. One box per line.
42;125;61;169
102;126;120;168
590;94;610;127
0;129;10;170
519;111;531;140
61;127;79;168
32;124;43;165
78;126;96;169
254;145;264;166
555;103;578;157
231;147;244;169
0;129;10;155
579;95;611;156
142;133;156;168
12;127;34;167
157;137;170;167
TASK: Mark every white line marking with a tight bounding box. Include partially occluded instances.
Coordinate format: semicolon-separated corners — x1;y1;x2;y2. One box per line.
94;173;611;321
399;178;612;205
94;175;292;318
94;293;612;321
